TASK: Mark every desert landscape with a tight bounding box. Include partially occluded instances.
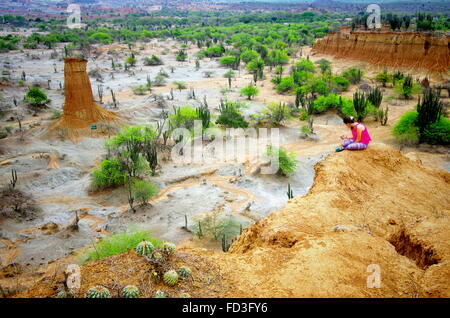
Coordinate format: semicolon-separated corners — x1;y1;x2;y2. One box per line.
0;0;449;299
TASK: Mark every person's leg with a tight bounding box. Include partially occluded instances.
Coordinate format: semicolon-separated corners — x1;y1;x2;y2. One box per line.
341;139;354;147
345;142;368;150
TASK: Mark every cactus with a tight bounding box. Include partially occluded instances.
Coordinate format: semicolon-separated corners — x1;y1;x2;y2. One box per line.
367;86;383;109
110;89;118;108
353;91;370;122
56;291;67;298
136;241;154;256
85;286;111;298
177;266;192;278
154;290;167;298
378;106;389;126
287;183;293;199
9;169;17;191
196;105;210;131
152;251;163;262
417;88;443;135
163;270;179;286
163;242;176;255
121;285;139;298
179;292;191;298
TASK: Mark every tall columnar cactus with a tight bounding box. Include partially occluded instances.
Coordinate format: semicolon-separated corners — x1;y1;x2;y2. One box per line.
121;285;140;298
163;242;176;255
154;290;167;298
417;88;443;135
287;183;293;199
85;286;111;298
136;241;154;256
177;266;192;278
164;270;179;286
9;168;17;190
367;87;383;109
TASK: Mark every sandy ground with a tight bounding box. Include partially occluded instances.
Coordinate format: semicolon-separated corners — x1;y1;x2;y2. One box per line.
0;39;449;297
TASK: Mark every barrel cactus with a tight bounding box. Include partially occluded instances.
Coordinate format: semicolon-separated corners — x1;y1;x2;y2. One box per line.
121;285;139;298
163;270;179;286
179;292;191;298
136;240;154;256
163;242;176;255
56;291;67;298
154;290;167;298
85;286;111;298
152;251;163;262
178;266;192;278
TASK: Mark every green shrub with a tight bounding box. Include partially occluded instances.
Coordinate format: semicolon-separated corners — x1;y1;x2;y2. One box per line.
131;179;158;205
79;230;162;264
240;85;259;100
143;55;163;66
216;102;249;128
24;87;48;107
312;94;355;116
49;109;62;119
190;210;241;241
330;76;350;92
342;67;363;84
173;81;187;91
292;58;315;73
276;76;296;93
422;116;450;145
262;102;291;125
132;85;148;95
219;56;238;67
392;111;420;144
169;105;199;130
203;46;225;58
266;146;297;176
240;49;260;63
91;158;127;189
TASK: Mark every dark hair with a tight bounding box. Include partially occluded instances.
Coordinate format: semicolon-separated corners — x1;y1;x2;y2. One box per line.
343;116;355;124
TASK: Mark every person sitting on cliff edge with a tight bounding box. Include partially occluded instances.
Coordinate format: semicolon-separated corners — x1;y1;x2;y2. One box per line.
336;116;372;152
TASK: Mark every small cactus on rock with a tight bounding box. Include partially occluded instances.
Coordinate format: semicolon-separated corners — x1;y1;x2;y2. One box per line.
154;290;167;298
85;286;111;298
56;291;67;298
163;242;176;255
178;266;192;278
121;285;139;298
163;270;179;286
136;240;154;256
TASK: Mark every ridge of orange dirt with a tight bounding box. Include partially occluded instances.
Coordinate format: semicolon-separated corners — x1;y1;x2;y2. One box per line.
16;144;450;298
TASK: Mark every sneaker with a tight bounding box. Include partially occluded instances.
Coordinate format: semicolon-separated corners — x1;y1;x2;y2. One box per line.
335;147;345;152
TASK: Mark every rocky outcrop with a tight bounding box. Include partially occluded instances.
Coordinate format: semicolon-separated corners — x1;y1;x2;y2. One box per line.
213;144;450;297
313;29;450;75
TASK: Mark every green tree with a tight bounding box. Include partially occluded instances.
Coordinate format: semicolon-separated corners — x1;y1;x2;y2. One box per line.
240;85;259;100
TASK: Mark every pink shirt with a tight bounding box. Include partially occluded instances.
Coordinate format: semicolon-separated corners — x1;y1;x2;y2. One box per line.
352;123;372;145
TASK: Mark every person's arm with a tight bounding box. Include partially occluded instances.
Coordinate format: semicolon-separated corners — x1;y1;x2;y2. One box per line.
355;125;364;143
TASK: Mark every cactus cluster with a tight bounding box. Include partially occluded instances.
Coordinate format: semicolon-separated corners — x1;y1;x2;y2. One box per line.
163;270;179;287
121;285;140;298
154;290;167;298
163;242;176;255
178;266;192;278
152;251;163;262
136;240;154;256
85;286;111;298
